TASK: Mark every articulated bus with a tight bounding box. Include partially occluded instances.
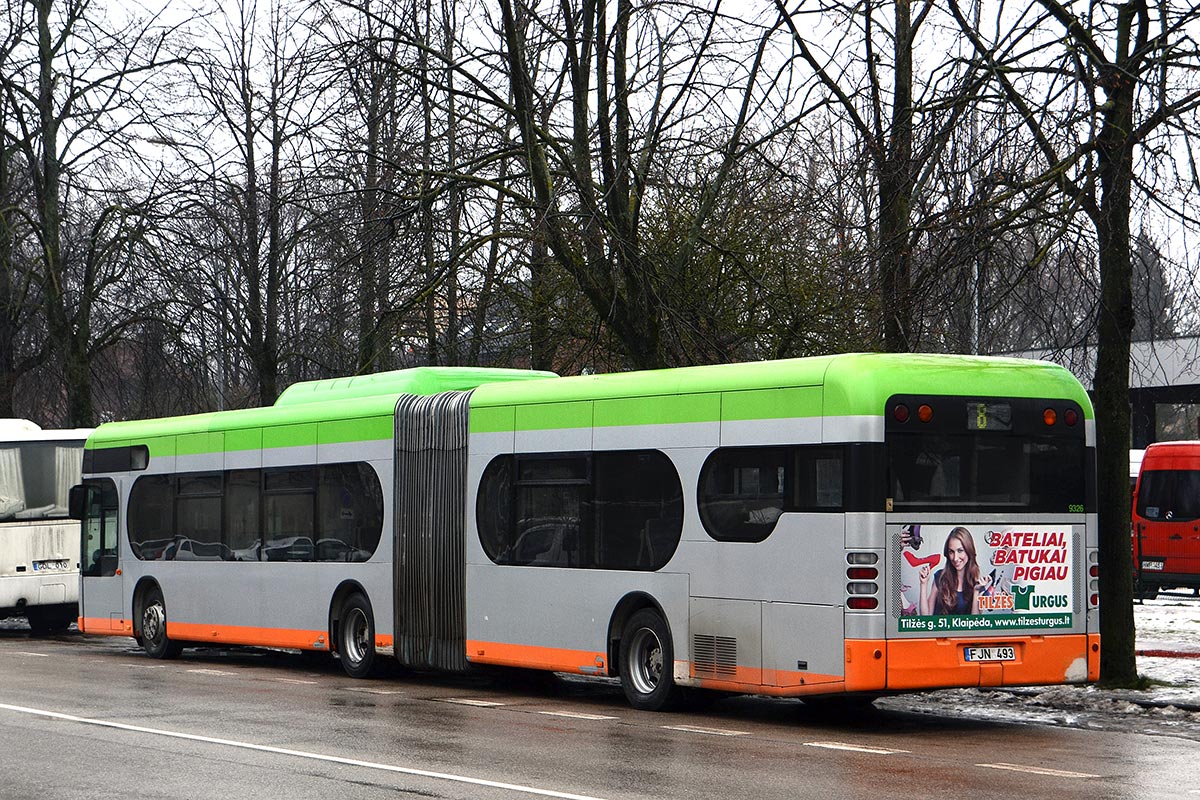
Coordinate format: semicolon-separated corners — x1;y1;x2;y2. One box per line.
0;420;92;633
73;355;1098;709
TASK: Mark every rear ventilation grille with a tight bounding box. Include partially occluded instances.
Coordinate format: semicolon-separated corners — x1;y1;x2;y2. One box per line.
693;634;737;677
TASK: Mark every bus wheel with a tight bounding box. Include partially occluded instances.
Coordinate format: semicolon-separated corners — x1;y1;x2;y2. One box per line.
338;594;376;679
619;609;679;711
141;587;183;659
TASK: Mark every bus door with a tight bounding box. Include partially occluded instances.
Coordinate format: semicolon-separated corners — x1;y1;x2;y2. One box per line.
75;478;125;632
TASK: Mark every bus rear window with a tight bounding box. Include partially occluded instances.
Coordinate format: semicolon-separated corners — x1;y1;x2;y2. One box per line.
888;433;1086;513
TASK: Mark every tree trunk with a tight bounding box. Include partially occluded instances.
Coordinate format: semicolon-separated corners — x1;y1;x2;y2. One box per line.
1092;52;1138;686
879;0;914;352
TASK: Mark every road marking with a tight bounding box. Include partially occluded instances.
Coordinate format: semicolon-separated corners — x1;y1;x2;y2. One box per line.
187;668;238;676
804;741;909;755
275;678;319;685
538;711;618;721
662;724;749;737
437;697;506;707
13;652;49;658
124;664;166;670
977;763;1099;779
344;687;403;695
0;702;610;800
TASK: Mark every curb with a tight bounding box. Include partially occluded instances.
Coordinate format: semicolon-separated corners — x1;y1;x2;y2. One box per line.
1137;649;1200;659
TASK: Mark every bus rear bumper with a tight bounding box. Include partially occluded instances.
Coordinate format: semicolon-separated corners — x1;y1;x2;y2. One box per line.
871;633;1097;691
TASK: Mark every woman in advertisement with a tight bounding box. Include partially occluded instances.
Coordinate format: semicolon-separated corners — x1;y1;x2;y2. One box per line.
918;526;993;616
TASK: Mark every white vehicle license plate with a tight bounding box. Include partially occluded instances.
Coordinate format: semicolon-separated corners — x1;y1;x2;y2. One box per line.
963;646;1015;662
1141;560;1165;571
32;559;69;571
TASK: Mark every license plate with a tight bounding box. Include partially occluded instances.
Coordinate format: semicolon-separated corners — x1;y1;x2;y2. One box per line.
32;559;69;571
964;646;1015;662
1141;560;1165;571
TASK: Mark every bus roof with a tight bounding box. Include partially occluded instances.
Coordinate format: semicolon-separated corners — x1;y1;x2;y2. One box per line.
84;354;1091;453
85;366;556;450
0;418;93;443
274;366;556;407
468;353;1093;419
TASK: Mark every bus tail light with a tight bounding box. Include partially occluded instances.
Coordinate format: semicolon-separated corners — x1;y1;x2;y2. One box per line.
917;404;933;423
1064;408;1078;426
846;552;880;610
1088;551;1100;609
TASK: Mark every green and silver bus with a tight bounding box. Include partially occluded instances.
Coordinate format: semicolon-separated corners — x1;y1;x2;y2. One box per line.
74;354;1098;709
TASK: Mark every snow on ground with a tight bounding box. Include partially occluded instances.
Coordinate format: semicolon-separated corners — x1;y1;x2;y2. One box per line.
1134;593;1200;697
883;593;1200;739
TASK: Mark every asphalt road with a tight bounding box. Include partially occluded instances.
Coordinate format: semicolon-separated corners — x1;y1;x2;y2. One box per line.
1;629;1197;800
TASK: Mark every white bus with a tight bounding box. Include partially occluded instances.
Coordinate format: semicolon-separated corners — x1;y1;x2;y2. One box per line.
0;419;92;633
74;356;1098;709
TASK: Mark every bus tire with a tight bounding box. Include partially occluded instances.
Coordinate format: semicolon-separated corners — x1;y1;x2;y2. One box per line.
141;586;183;659
619;609;679;711
338;594;376;679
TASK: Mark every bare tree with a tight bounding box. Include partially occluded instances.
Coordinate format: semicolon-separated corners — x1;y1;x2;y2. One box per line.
1;0;180;425
498;0;797;369
772;0;985;352
181;0;328;405
949;0;1200;685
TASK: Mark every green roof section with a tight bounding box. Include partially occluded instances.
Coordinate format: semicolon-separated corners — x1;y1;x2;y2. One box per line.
85;355;1093;452
273;366;557;406
87;366;558;453
821;353;1094;418
468;353;1093;432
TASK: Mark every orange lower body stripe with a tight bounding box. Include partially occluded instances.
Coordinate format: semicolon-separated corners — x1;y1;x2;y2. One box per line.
466;639;607;674
78;617;134;636
81;617;393;652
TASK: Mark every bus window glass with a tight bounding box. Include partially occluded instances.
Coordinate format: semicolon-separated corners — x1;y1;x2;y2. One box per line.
0;441;84;521
174;472;225;559
698;447;788;542
477;457;513;563
129;475;173;560
317;463;382;561
794;448;844;510
477;450;682;570
888;433;1084;512
226;470;261;560
263;467;315;561
514;484;583;567
591;451;682;569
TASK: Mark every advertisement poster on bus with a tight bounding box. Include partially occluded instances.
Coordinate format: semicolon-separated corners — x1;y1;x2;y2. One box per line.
896;523;1074;634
